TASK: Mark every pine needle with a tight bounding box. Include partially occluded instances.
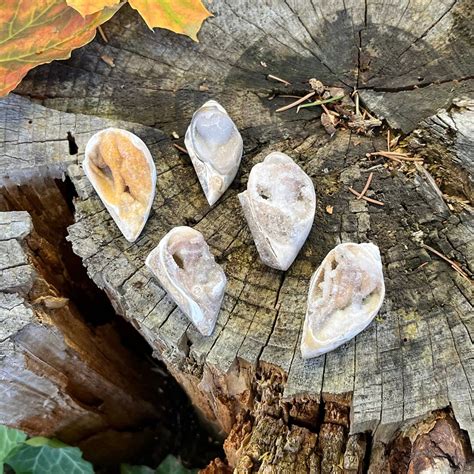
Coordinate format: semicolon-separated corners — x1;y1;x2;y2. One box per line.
267;74;291;86
275;91;315;112
348;187;384;206
297;95;344;112
357;172;374;200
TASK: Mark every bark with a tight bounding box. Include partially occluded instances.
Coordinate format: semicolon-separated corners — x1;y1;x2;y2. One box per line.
0;208;163;466
1;0;473;471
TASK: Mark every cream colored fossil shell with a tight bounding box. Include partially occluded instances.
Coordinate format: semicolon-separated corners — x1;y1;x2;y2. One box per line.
185;100;243;206
145;226;226;336
301;242;385;359
238;152;316;271
84;128;156;242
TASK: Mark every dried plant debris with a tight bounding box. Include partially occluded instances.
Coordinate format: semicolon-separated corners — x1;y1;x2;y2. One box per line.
274;78;382;136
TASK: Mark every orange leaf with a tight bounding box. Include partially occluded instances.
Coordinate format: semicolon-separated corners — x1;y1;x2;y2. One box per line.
0;0;120;96
66;0;121;16
128;0;212;41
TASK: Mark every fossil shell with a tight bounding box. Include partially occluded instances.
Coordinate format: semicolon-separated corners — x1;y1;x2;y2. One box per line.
301;242;385;359
145;227;226;336
84;128;156;242
185;100;243;206
238;152;316;271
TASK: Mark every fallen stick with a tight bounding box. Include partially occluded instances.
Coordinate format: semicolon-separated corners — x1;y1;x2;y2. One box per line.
368;151;423;162
173;143;188;154
348;187;384;206
276;91;315;112
98;26;108;43
357;172;373;200
297;95;344;112
421;244;472;283
267;74;291;86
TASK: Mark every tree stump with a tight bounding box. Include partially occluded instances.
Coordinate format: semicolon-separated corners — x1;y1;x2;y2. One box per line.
3;0;473;471
0;208;165;466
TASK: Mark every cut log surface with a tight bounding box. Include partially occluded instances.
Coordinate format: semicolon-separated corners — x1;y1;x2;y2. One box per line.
1;0;473;471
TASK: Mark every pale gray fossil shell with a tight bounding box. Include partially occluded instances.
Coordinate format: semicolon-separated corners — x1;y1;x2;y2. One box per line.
238;152;316;271
185;100;243;206
301;242;385;359
83;128;156;242
145;226;226;336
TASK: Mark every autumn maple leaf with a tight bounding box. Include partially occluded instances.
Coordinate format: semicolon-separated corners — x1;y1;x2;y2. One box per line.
0;0;119;96
0;0;212;96
67;0;213;40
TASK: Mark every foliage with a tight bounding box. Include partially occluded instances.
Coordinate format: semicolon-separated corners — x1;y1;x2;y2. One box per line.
155;455;198;474
66;0;212;40
121;455;198;474
125;0;212;40
6;445;93;474
0;426;27;474
0;0;212;96
0;426;93;474
1;426;198;474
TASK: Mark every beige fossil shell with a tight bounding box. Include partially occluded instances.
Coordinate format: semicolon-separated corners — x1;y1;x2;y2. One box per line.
301;243;385;359
84;128;156;242
238;152;316;271
185;100;243;206
145;226;226;336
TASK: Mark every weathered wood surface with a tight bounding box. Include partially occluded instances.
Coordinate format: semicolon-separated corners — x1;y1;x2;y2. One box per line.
2;0;473;470
0;209;164;466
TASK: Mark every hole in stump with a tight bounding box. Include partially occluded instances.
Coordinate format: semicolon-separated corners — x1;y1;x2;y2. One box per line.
67;131;79;155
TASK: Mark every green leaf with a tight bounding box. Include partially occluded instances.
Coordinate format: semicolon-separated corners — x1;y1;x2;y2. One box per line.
5;445;94;474
25;437;69;448
297;95;344;111
120;464;155;474
156;455;197;474
0;426;27;471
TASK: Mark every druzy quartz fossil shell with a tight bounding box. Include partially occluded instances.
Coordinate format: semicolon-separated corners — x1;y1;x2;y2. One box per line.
84;128;156;242
145;226;227;336
185;100;243;206
238;152;316;271
301;242;385;359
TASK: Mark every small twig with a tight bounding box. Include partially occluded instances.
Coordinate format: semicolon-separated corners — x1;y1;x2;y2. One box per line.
415;262;429;271
387;130;391;151
357;172;373;200
421;244;472;283
98;26;108;43
173;143;188;154
267;74;291;86
372;150;409;157
355;91;360;116
321;103;339;117
297;95;344;112
368;151;423;162
368;151;402;163
275;91;315;112
348;187;384;206
278;94;305;99
365;164;385;172
415;162;448;208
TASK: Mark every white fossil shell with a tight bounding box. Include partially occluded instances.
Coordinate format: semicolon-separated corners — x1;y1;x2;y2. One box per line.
145;226;226;336
301;242;385;359
185;100;243;206
238;152;316;271
84;128;156;242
